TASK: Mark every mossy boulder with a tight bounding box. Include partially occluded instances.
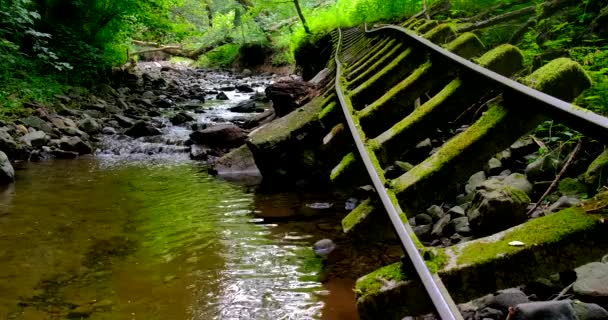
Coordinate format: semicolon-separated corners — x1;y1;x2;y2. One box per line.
558;177;588;197
523;57;592;102
475;44;524;77
468;178;531;236
423;24;457;44
444;32;485;59
585;150;608;191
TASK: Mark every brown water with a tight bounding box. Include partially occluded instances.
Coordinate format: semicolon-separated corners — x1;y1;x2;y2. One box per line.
0;159;357;320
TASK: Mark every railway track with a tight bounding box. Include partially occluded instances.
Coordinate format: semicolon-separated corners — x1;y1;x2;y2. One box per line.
321;20;608;319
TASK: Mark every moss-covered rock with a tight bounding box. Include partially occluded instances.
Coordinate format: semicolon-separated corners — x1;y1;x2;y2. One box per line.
423;24;457;44
523;57;593;101
584;150;608;191
444;32;486;59
475;44;524;77
558;177;588;197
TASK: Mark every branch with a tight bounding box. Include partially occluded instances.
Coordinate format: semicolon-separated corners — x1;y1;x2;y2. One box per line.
509;0;581;44
459;0;529;23
132;40;161;47
130;46;182;56
422;0;430;20
458;4;536;32
527;140;583;216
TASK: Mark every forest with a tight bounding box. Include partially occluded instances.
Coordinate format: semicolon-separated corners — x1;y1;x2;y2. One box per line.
1;0;607;116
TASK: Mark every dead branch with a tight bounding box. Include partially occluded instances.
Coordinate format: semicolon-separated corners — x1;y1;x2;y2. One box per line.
130;46;182;56
267;17;298;32
510;0;580;44
458;5;536;32
132;40;161;47
527;140;583;215
459;0;530;23
422;0;430;20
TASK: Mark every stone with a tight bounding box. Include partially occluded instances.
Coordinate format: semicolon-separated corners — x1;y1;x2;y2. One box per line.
546;196;581;214
510;138;536;158
125;121;162;138
414;213;433;226
60;136;93;155
51;149;79;159
229;100;262;113
525;150;563;182
558;178;588;197
0;151;14;184
313;239;336;257
265;80;318;117
585;150;608;191
216;92;229;100
490;288;530;314
476;307;503;319
574;262;608;308
468;178;531;236
486;158;503;176
465;171;487;194
426;205;445;221
0;128;20;157
18;116;53;133
102;127;117;135
413;224;432;241
170;112;194;125
78;117;101;135
236;84;254;92
444;217;471;236
19;131;48;148
431;214;451;238
113;115;135;128
447;206;466;217
190;144;208;161
189;124;247;149
503;173;534;195
510;300;608;320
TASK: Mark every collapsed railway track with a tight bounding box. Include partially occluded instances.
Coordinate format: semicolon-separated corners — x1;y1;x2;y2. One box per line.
324;20;608;319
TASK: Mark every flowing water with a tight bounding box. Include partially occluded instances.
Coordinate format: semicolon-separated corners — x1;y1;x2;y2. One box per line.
0;70;358;320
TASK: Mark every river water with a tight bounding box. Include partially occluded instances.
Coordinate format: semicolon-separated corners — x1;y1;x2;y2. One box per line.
0;69;358;320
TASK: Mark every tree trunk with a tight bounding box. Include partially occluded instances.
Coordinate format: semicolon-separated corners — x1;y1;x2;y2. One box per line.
293;0;311;34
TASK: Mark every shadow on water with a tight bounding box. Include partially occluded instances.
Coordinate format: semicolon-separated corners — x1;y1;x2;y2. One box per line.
0;159;358;320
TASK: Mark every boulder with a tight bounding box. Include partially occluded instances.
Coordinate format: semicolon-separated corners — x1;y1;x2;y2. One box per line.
503;173;534;195
216;92;229;100
468;178;531;236
78;117;101;135
574;262;608;309
558;177;588;197
189;124;247;149
585;150;608;191
102;127;117;135
525;150;563;181
125;121;162;138
114;115;135;128
444;217;471;236
431;214;451;238
51;149;79;159
265;80;318;117
236;84;254;93
60;136;93;155
0;128;20;158
0;151;15;184
229;100;263;113
19;131;48;148
465;171;487;194
18;116;53;133
190;144;208;160
510;300;608;320
485;157;503;175
170;112;194;125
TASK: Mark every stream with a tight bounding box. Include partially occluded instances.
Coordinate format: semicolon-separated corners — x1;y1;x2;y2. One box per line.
0;67;358;320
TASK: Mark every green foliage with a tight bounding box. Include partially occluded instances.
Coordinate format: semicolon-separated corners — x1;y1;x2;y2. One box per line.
199;44;241;68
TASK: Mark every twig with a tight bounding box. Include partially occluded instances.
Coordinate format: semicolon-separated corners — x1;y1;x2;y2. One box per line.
527;140;583;215
552;282;574;300
422;0;430;20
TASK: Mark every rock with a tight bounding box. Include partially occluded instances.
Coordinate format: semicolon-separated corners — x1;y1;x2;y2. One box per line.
102;127;117;135
241;69;253;77
510;300;608;320
78;117;101;135
155;98;173;108
415;213;433;225
574;262;608;308
313;239;336;257
546;196;581;214
216;92;229;100
67;304;94;318
447;205;466;217
265;80;318;117
413;224;432;241
486;158;503;175
170;112;194;125
510;138;536;158
431;214;451;238
426;205;445;221
558;177;588;197
465;171;487;194
229;100;262;113
503;173;534;195
476;307;503;319
490;288;530;314
525;150;563;181
19;131;48;148
60;136;93;155
236;84;254;92
585;150;608;191
0;151;15;184
444;217;471;236
14;124;28;135
125;121;162;138
113;115;135;128
0;128;20;158
189;124;247;149
51;149;79;159
190;144;208;160
18;116;53;133
468;178;531;236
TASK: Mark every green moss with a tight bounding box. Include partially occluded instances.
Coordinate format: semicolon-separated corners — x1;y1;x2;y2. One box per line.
523;58;592;101
351;48;412;96
505;186;531;204
585;150;608;189
349;39;397;77
331;152;356;181
358;60;432;120
370;79;461;150
423;24;457;44
415;20;439;34
475;44;524;76
392;105;509;193
342;199;374;233
558;177;588;197
423;249;448;273
350;44;406;89
456;206;600;266
318;101;337;120
356;262;404;295
444;32;485;59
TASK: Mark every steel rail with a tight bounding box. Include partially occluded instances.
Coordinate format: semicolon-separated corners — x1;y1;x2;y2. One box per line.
364;23;608;141
334;28;459;320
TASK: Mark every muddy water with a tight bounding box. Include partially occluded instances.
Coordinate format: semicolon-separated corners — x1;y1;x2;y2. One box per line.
0;160;357;320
